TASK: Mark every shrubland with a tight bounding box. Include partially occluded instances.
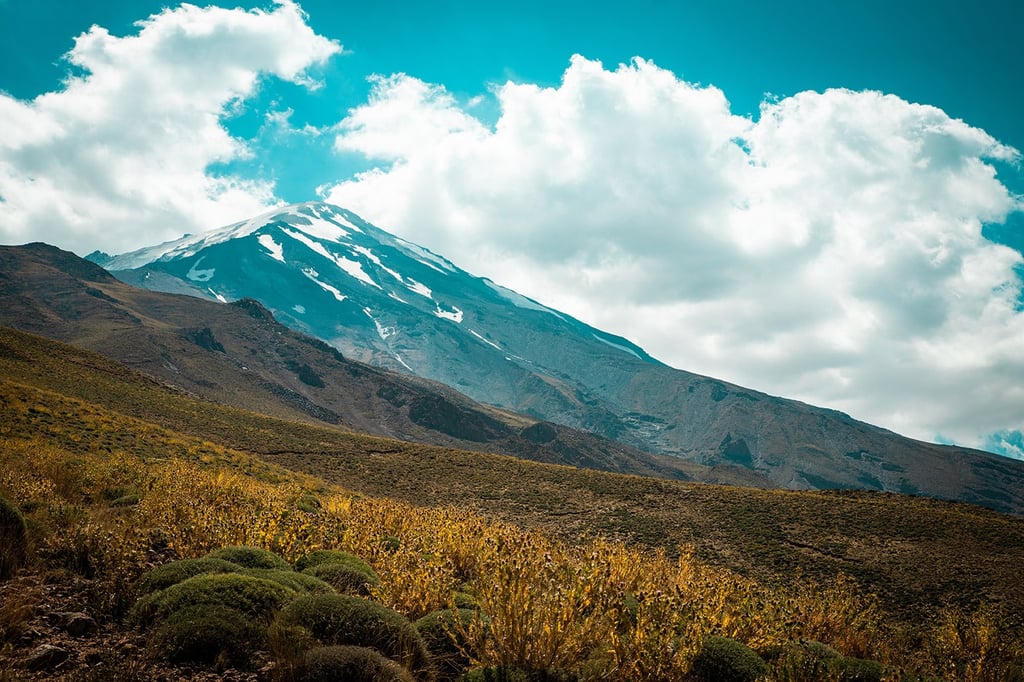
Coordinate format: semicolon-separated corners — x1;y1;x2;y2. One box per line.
1;329;1023;679
0;426;1021;679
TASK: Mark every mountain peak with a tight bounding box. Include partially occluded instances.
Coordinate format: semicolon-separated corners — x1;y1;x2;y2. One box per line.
88;201;349;271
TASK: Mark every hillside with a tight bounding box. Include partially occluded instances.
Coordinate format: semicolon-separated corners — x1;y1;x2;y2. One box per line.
2;325;1022;626
0;242;766;488
84;201;1024;512
2;325;1023;678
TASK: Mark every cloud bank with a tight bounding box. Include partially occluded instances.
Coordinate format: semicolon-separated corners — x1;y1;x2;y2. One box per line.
323;56;1024;455
0;0;339;254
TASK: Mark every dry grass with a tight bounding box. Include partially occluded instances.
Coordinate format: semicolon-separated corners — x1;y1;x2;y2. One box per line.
1;325;1024;678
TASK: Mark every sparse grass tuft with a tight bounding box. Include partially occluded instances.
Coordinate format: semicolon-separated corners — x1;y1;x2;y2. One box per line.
0;495;28;579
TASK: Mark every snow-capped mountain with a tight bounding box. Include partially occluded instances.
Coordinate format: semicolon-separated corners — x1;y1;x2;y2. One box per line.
90;202;662;427
88;201;1024;511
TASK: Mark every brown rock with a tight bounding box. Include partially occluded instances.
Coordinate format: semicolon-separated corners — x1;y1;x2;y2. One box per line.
25;644;70;671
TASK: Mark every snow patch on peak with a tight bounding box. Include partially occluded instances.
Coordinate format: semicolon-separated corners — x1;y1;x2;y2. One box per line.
302;267;346;302
469;329;502;350
300;202;363;233
405;279;432;299
286;214;349;242
187;257;215;282
364;308;397;340
282;227;380;289
363;308;410;371
392;236;457;274
352;244;433;299
97;202;371;271
592;333;642;360
434;305;463;323
258;234;285;262
483;278;563;319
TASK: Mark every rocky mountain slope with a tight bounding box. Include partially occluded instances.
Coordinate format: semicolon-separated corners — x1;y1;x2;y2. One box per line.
0;242;760;484
80;201;1024;513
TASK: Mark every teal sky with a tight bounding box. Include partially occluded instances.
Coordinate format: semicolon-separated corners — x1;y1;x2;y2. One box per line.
2;0;1022;202
1;0;1023;458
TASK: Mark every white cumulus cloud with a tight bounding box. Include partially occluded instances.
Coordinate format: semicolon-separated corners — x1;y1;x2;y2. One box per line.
0;0;340;255
323;55;1024;454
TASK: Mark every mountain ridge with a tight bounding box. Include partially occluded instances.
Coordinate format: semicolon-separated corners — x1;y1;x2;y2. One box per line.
0;241;767;487
78;201;1024;513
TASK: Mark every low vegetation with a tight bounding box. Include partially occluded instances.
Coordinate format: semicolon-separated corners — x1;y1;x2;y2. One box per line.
1;326;1023;679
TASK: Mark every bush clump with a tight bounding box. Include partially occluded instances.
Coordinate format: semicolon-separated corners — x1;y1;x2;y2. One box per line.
296;493;322;514
137;558;241;595
451;591;479;610
765;639;839;680
241;568;335;594
689;635;768;682
0;495;28;579
294;549;376;577
833;656;884;682
766;640;884;682
415;608;477;680
295;549;379;595
275;594;430;676
459;667;532;682
303;562;379;595
149;604;266;668
205;545;291;570
293;645;415;682
130;573;294;626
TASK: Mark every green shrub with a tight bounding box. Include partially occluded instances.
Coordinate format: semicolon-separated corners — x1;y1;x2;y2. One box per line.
293;645;415;681
268;621;319;666
111;493;140;507
415;608;477;680
295;549;379;594
833;656;884;682
451;592;479;610
296;493;322;514
102;486;140;504
766;641;883;682
303;563;378;595
137;558;241;595
205;545;291;570
149;604;265;668
130;573;294;626
766;640;840;681
0;495;28;579
294;549;376;578
459;667;531;682
275;594;430;677
241;568;334;594
690;635;768;682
